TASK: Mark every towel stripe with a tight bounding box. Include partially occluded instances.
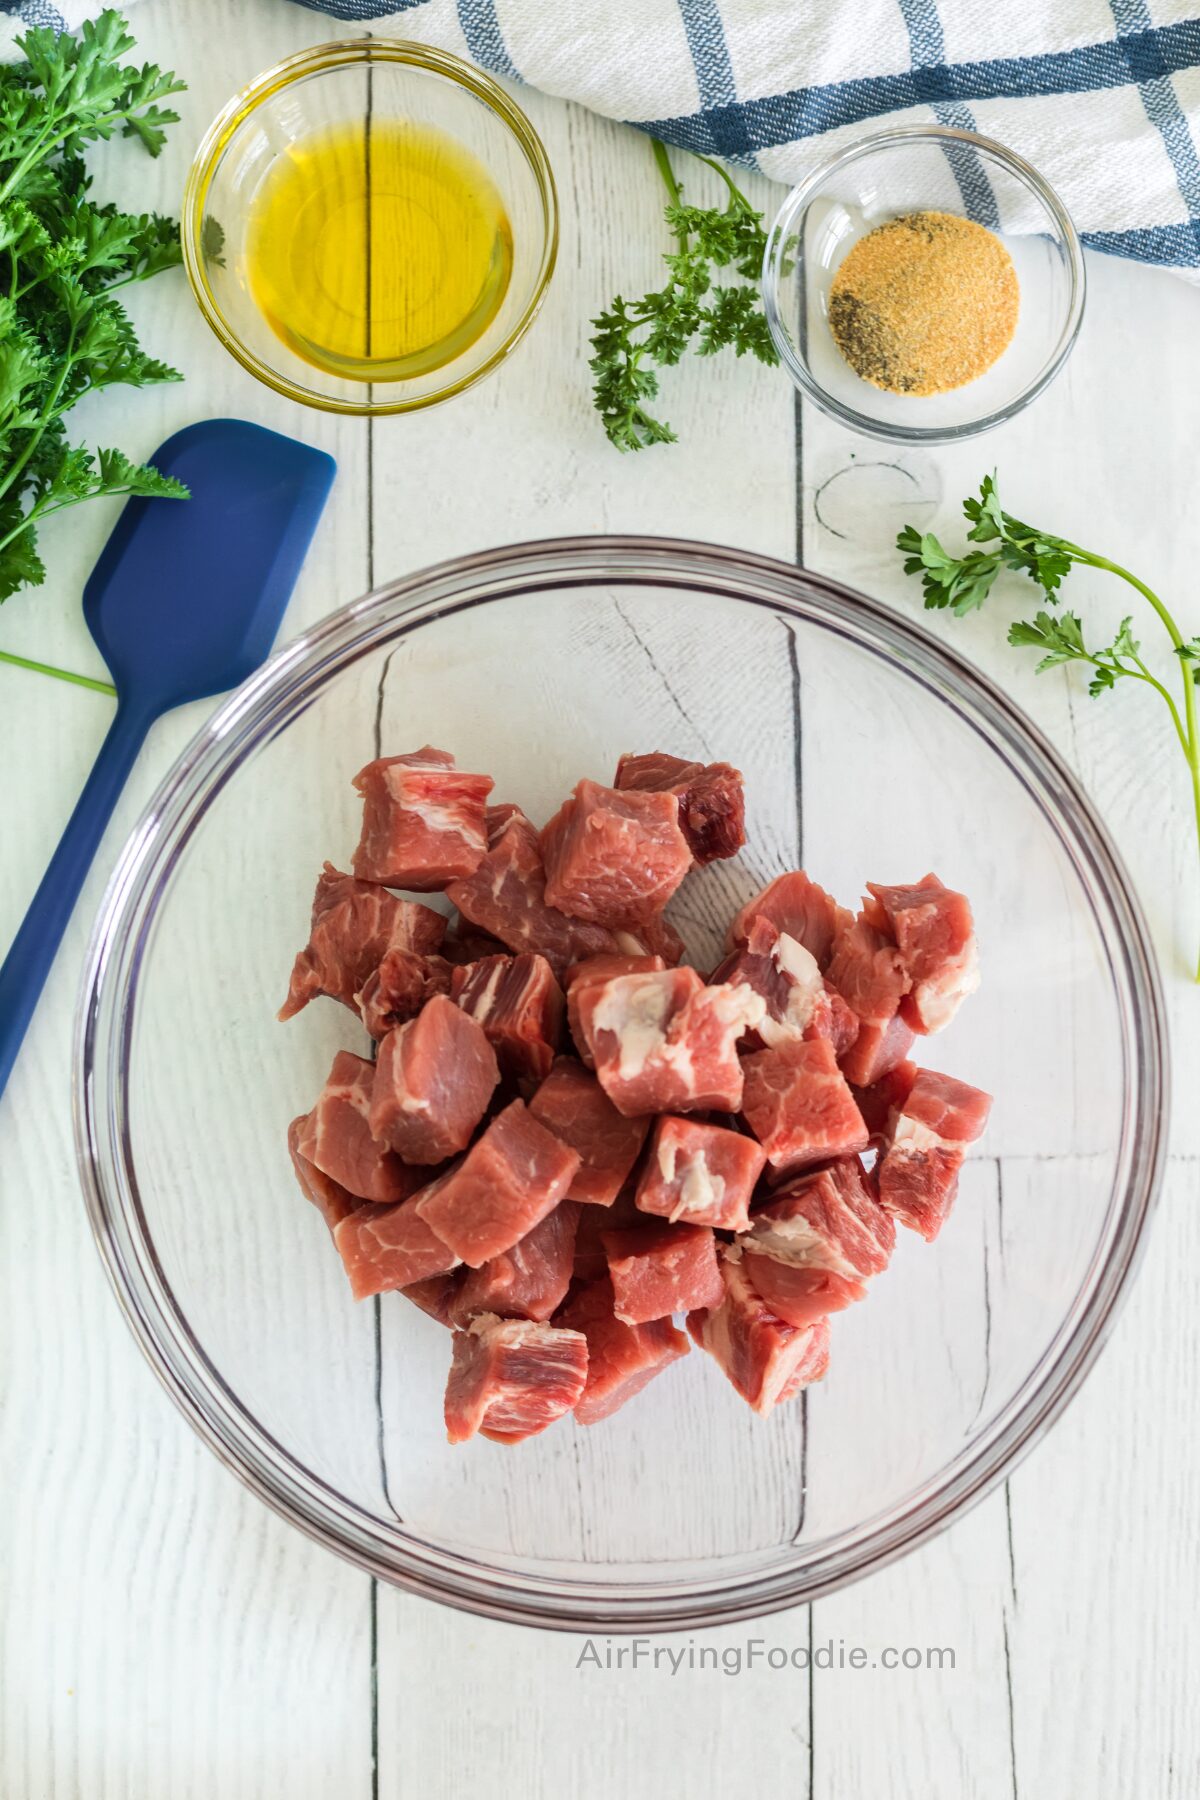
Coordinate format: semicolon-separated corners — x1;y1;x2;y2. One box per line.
1110;0;1200;231
456;0;521;81
894;0;1000;227
636;21;1200;158
289;0;430;15
0;0;65;20
678;0;738;109
1084;222;1200;265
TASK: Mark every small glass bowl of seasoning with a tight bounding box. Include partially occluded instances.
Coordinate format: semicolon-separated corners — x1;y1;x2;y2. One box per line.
762;126;1084;443
183;40;558;415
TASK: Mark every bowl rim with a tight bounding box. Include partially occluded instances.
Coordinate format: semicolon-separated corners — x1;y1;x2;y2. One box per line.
181;37;559;416
74;535;1167;1632
761;123;1087;444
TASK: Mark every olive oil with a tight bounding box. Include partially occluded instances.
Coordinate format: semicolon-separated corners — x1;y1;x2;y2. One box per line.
246;119;513;382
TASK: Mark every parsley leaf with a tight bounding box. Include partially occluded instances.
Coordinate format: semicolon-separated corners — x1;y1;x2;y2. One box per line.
590;139;778;450
1007;609;1144;697
1176;638;1200;684
897;478;1200;981
896;523;1003;615
0;10;186;625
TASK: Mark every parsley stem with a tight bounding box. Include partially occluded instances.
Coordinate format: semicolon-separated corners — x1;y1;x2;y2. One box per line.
693;152;747;205
1077;552;1192;664
1127;653;1190;756
0;648;115;695
650;138;691;256
1074;550;1200;981
0;331;76;508
651;138;683;210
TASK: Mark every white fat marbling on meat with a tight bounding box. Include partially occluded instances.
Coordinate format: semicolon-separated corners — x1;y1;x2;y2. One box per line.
912;939;981;1032
596;977;762;1086
892;1115;964;1153
401;794;478;842
738;1214;858;1281
770;932;820;987
759;932;823;1046
664;1149;728;1222
658;1037;696;1091
467;1314;555;1347
463;960;506;1022
592;976;674;1078
714;984;768;1034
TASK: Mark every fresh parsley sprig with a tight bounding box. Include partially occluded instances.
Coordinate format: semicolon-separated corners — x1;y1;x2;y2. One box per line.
0;11;187;696
590;139;778;451
899;476;1200;980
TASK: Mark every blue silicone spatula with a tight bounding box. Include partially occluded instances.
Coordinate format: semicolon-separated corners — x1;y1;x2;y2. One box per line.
0;418;336;1100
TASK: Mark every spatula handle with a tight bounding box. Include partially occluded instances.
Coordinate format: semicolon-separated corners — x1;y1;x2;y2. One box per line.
0;702;150;1101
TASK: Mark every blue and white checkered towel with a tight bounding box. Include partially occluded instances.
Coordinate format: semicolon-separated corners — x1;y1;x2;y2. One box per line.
294;0;1200;272
8;0;1200;272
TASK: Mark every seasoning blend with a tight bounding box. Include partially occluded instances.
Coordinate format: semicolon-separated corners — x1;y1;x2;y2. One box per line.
246;119;513;383
827;210;1019;396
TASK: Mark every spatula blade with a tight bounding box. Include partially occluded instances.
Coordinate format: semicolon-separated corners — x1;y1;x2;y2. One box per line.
83;418;336;707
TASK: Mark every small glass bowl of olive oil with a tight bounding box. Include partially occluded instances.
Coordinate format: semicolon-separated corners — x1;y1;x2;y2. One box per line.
183;41;558;415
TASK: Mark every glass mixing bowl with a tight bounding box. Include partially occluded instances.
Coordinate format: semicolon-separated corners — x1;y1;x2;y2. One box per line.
75;539;1166;1631
182;40;557;414
762;126;1085;443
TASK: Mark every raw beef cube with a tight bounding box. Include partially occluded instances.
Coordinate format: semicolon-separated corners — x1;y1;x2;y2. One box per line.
451;952;564;1082
416;1100;582;1266
528;1057;651;1205
402;1270;462;1326
738;1247;860;1330
615;751;746;864
566;953;670;989
837;1011;915;1087
710;916;831;1049
826;913;912;1026
541;779;692;929
866;874;980;1034
823;981;861;1058
352;746;494;889
565;954;666;1066
687;1251;831;1416
442;919;511;965
901;1068;993;1144
850;1059;918;1150
295;1050;419;1203
448;1202;580;1327
877;1146;966;1244
279;862;447;1019
577;967;765;1116
358;949;453;1038
572;1182;644;1281
877;1068;993;1241
444;1315;589;1444
556;1276;690;1424
332;1190;460;1300
729;871;852;970
735;1157;895;1328
634;909;686;965
740;1038;869;1177
446;804;627;975
602;1219;724;1323
287;1116;359;1231
635;1115;766;1230
368;995;499;1163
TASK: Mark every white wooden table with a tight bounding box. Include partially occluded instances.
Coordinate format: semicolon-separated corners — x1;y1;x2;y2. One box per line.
2;4;1198;1794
